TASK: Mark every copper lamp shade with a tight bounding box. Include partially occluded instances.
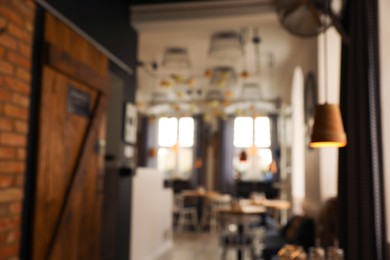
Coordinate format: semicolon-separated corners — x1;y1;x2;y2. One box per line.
239;150;248;162
310;104;347;148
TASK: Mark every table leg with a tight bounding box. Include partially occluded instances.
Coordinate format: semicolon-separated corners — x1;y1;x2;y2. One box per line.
237;224;244;260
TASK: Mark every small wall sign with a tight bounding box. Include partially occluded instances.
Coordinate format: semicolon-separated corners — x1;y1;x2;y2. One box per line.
68;86;91;117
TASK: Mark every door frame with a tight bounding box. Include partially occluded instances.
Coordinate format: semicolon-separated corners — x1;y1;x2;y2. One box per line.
20;6;45;259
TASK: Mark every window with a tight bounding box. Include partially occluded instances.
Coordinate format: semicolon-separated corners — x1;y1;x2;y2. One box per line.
233;116;274;181
157;117;195;180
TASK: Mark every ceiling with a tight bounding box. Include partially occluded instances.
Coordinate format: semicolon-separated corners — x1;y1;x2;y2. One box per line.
131;0;311;113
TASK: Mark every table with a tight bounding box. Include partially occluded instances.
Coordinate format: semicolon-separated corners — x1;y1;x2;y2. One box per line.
181;190;221;228
251;199;290;224
218;205;266;260
251;199;291;210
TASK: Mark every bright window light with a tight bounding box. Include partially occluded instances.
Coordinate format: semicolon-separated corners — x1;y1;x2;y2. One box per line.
234;117;253;148
255;117;271;147
258;148;273;166
158;117;178;147
178;117;194;147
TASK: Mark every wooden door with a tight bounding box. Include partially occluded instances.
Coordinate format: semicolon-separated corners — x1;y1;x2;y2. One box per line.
32;14;109;260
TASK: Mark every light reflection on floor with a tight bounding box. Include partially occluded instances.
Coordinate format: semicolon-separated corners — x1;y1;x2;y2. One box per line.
157;232;256;260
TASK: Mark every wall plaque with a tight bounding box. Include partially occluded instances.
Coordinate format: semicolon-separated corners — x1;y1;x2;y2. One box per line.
68;86;91;117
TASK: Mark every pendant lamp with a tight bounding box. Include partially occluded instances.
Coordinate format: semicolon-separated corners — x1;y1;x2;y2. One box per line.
310;19;347;148
239;150;248;162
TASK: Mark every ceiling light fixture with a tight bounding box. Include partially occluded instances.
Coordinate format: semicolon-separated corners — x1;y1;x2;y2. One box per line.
161;47;191;70
310;13;346;148
209;31;243;60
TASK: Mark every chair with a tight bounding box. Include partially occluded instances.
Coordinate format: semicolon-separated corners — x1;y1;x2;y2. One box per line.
173;194;199;231
218;214;259;259
201;194;231;232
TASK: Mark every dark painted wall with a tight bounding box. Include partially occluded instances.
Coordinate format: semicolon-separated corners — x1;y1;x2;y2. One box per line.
132;0;210;5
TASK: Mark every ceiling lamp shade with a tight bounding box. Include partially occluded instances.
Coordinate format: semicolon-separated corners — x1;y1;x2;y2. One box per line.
161;47;191;70
209;31;243;60
310;104;347;148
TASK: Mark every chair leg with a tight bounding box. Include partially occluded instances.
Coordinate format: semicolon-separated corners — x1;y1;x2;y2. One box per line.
191;211;199;231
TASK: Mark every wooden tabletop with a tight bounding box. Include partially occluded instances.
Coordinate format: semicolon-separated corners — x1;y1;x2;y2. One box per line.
181;190;220;198
217;205;266;215
251;199;291;210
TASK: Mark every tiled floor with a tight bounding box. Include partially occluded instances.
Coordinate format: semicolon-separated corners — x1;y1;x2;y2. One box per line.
157;232;256;260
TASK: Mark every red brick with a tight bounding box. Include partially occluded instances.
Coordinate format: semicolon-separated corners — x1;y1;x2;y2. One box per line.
14;175;23;187
0;118;13;131
0;161;25;173
7;24;31;43
6;229;20;243
14;120;28;134
16;148;25;160
0;147;16;159
0;216;20;231
2;104;28;120
0;189;23;203
0;6;24;26
0;244;19;258
0;46;5;57
11;93;29;107
0;60;14;75
8;203;21;215
0;232;6;243
3;76;30;94
9;0;34;22
0;133;26;146
0;17;5;28
0;205;8;217
15;67;30;82
18;42;31;58
0;176;14;188
0;34;17;50
7;52;30;70
0;88;11;101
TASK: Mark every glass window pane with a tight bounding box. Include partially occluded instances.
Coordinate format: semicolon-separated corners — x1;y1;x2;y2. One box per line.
255;117;271;147
234;117;253;148
257;148;273;168
178;148;193;179
157;148;176;179
158;117;178;147
178;117;194;147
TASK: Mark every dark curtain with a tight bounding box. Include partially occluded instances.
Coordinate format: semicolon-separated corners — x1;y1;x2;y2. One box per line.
189;115;206;188
338;0;387;259
217;117;235;194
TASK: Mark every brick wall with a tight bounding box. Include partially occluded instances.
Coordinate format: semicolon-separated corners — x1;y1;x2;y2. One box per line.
0;0;35;259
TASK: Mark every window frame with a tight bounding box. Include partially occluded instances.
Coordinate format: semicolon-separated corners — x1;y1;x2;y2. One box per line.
156;116;196;180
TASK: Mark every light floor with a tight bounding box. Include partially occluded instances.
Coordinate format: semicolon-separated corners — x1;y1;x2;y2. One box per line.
157;232;257;260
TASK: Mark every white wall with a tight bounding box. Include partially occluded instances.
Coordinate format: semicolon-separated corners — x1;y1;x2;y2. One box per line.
131;168;173;260
317;28;341;202
291;66;305;214
379;0;390;246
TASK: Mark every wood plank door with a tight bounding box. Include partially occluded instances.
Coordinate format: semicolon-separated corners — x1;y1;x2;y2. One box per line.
32;13;109;260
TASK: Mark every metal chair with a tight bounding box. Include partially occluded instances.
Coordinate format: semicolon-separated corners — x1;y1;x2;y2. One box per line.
201;194;232;232
218;214;258;259
173;194;198;231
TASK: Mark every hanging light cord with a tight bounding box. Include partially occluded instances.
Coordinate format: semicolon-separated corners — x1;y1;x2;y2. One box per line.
323;2;329;104
324;22;329;104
